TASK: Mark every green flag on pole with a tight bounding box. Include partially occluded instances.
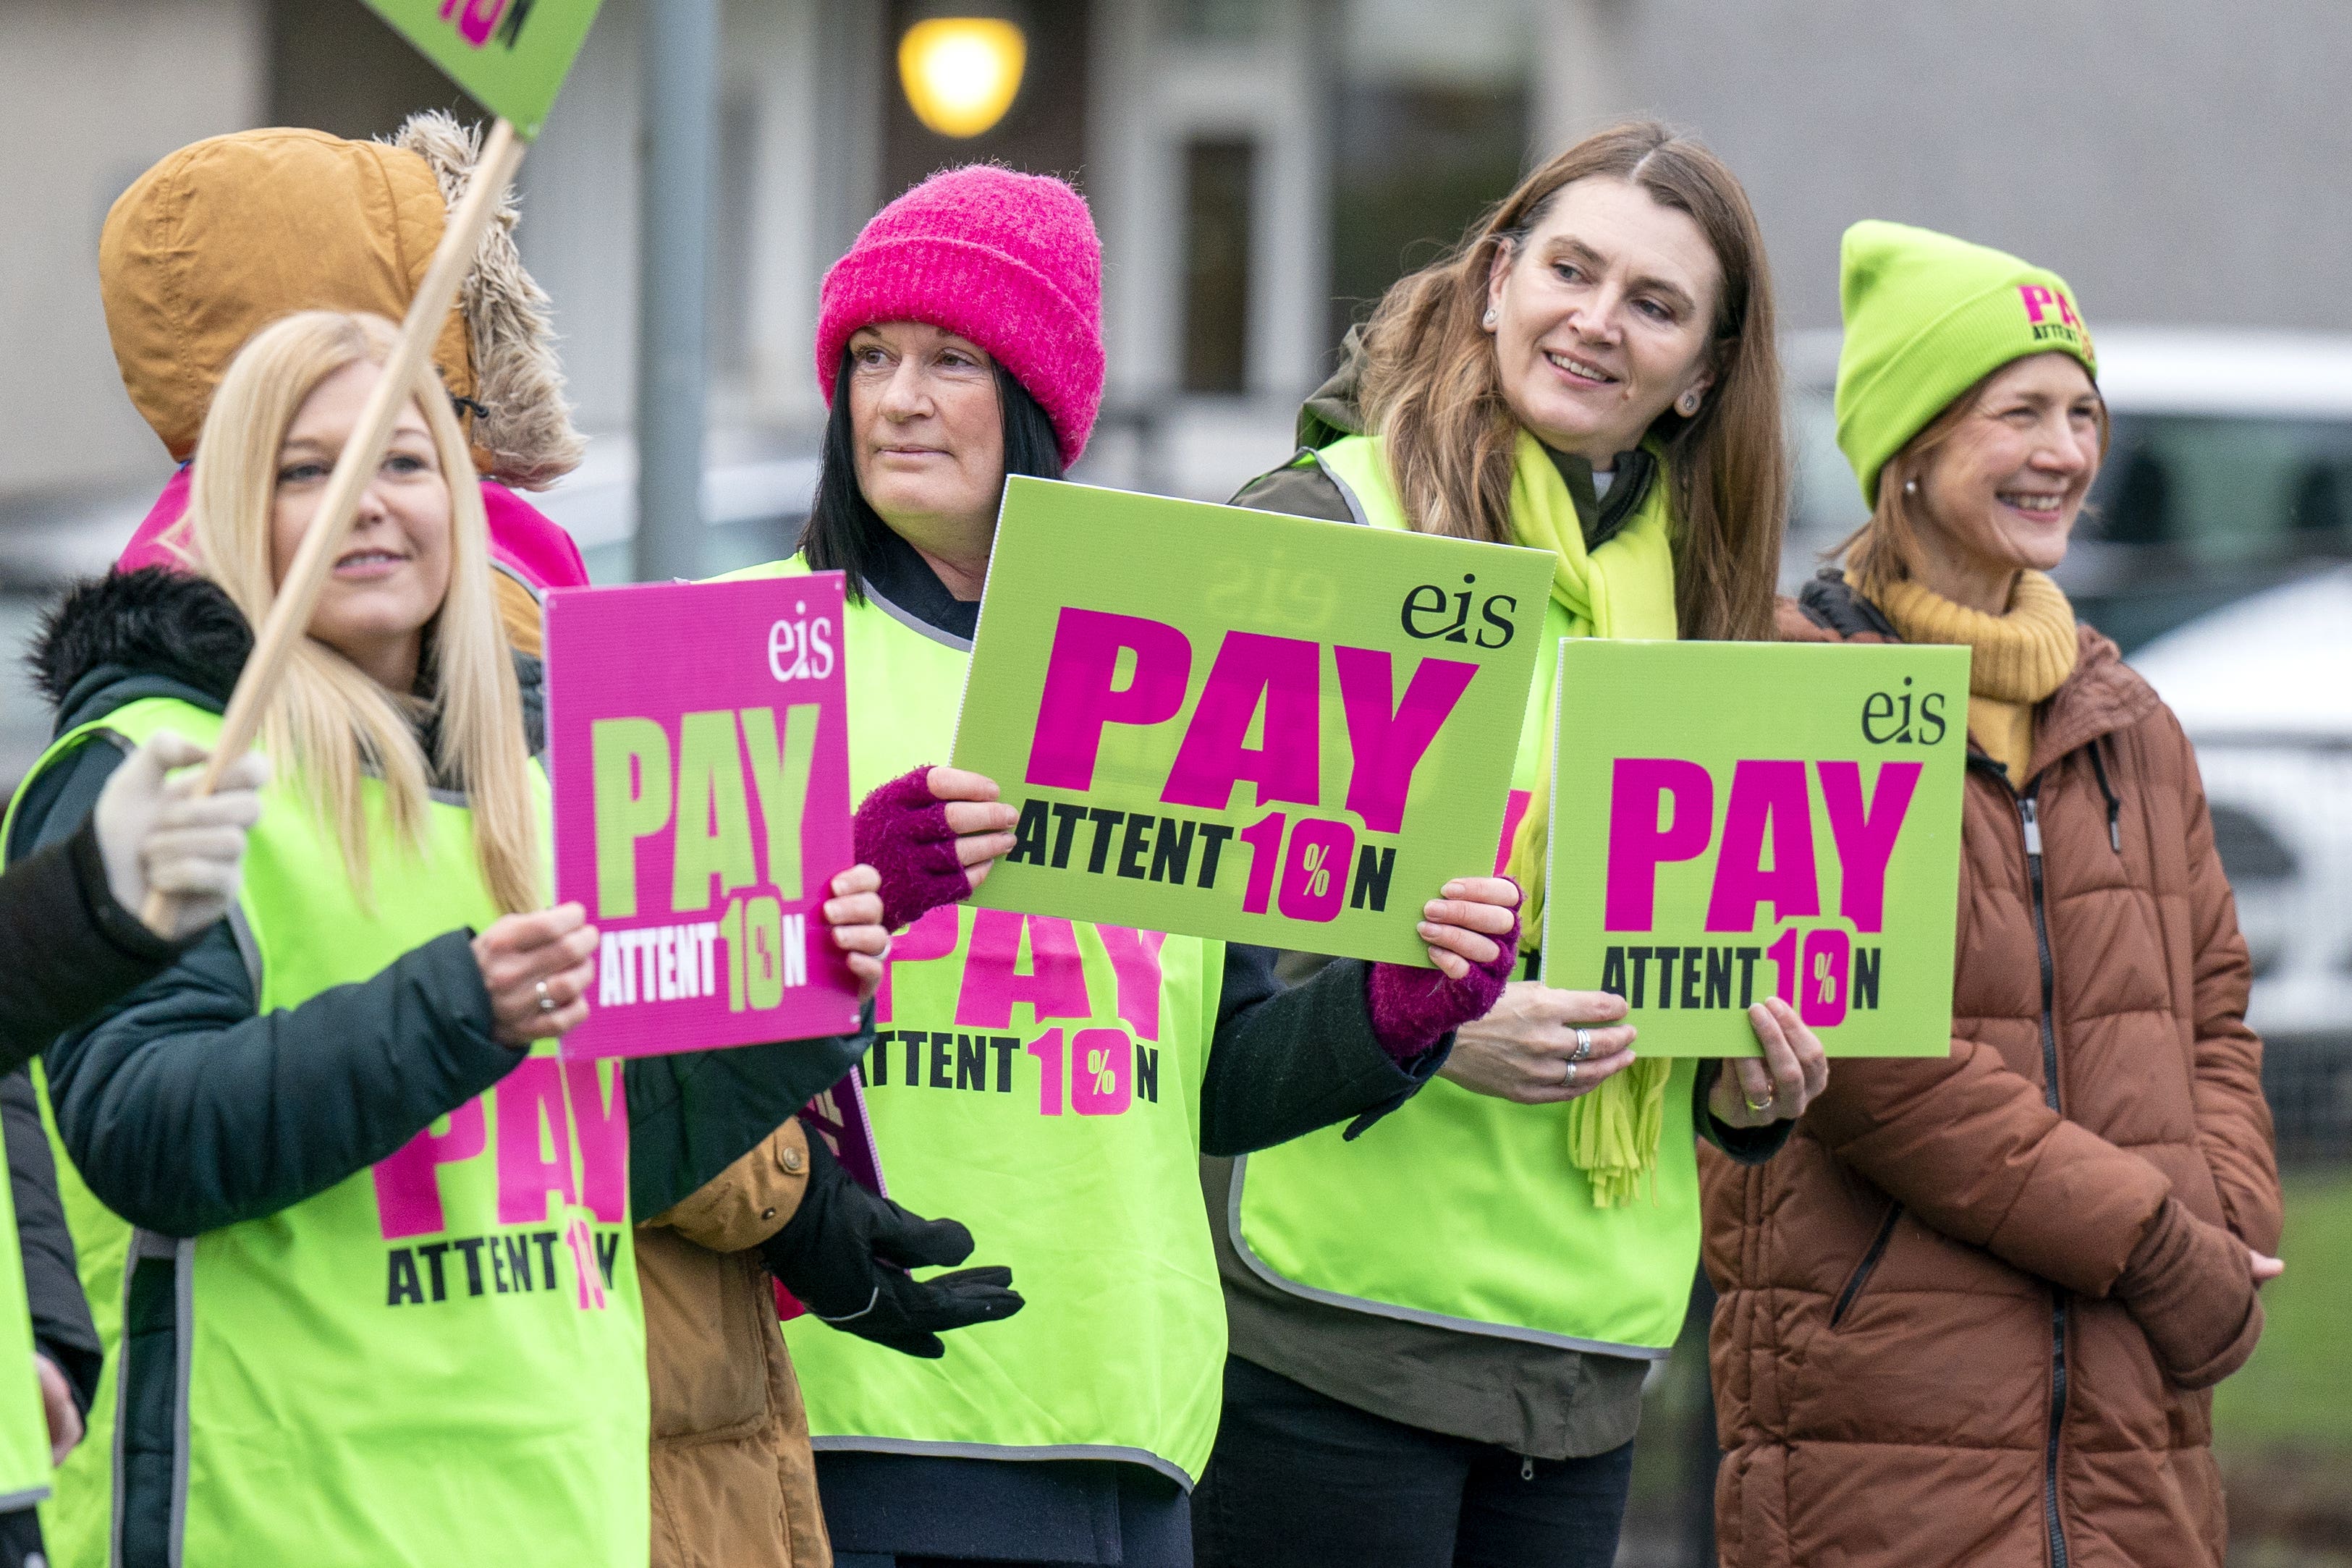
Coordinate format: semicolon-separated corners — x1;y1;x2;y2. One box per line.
360;0;605;139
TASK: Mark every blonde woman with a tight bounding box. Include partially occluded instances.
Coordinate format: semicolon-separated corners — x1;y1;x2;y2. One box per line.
7;311;891;1567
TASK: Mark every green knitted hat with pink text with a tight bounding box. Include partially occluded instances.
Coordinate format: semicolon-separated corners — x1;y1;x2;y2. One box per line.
1834;220;2097;506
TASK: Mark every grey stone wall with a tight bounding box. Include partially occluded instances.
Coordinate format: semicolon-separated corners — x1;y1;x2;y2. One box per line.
1591;0;2352;333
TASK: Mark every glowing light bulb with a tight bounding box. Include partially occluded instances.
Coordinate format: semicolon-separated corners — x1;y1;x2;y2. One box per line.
898;17;1028;139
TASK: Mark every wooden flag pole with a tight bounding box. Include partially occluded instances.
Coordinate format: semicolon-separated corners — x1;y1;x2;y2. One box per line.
142;116;528;928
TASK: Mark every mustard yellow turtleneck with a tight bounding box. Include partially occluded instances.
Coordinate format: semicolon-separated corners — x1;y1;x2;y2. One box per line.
1872;570;2079;784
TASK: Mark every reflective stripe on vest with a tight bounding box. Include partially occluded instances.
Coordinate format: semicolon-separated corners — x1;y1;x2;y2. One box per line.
0;1132;49;1513
26;1061;108;1568
1230;434;1699;1356
722;558;1229;1487
5;698;648;1565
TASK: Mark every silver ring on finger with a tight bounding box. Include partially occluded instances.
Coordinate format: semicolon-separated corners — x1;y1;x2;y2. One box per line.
1572;1028;1594;1063
1564;1061;1578;1088
536;979;557;1014
1744;1085;1775;1114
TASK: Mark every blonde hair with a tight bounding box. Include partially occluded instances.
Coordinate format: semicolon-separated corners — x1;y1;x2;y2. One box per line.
1840;363;2111;597
182;310;541;914
1355;122;1786;643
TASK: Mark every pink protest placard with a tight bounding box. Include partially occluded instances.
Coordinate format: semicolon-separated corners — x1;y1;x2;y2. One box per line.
545;574;861;1059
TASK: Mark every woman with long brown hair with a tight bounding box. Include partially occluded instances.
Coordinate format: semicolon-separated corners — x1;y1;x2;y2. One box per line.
1195;122;1827;1567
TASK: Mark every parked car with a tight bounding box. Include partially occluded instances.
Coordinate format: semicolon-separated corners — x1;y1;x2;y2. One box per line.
1786;328;2352;651
2131;568;2352;1157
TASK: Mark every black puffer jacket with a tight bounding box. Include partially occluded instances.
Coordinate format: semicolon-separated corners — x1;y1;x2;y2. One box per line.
0;813;176;1420
14;568;871;1239
14;569;880;1567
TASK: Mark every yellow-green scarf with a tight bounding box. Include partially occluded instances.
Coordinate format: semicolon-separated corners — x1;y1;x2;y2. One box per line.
1498;431;1681;1206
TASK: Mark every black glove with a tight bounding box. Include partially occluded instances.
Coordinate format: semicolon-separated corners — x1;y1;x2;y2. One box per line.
758;1132;1025;1358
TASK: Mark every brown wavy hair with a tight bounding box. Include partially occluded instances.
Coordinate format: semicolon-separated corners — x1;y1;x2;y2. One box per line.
1355;121;1785;642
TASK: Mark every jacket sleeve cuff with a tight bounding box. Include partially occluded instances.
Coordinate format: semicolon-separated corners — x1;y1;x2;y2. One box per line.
35;1336;100;1418
423;928;516;1077
1694;1061;1795;1165
2113;1197;2265;1388
644;1116;813;1252
1202;953;1445;1156
67;818;182;965
2168;1294;2264;1390
1341;1033;1451;1140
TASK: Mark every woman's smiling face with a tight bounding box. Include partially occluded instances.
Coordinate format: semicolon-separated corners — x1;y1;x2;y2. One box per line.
269;359;452;689
1485;175;1723;465
1911;352;2104;582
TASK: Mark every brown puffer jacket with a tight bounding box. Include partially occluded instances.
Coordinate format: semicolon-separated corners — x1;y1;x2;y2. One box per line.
1702;580;2283;1568
642;1117;832;1568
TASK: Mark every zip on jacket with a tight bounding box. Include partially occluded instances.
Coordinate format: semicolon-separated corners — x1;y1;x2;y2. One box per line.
1979;751;2071;1568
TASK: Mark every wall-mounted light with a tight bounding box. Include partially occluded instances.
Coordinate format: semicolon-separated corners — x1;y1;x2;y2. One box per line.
898;12;1028;139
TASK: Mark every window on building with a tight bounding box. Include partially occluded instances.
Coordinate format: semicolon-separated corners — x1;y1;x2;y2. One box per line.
1182;138;1256;395
1327;0;1531;353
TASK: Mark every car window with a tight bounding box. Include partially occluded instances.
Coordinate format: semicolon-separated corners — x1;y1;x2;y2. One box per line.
2088;415;2352;563
1784;392;2352;574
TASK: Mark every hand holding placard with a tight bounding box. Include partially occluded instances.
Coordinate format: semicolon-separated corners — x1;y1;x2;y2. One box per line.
544;575;862;1059
1542;640;1969;1057
853;766;1020;931
951;478;1554;965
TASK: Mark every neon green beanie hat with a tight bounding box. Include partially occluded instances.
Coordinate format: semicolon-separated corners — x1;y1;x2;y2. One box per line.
1834;220;2097;506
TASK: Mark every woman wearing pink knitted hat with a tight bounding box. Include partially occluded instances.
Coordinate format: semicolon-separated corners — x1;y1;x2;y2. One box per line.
716;165;1523;1567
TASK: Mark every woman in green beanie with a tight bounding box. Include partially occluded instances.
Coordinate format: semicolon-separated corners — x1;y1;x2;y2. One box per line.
1192;122;1827;1568
1702;220;2284;1568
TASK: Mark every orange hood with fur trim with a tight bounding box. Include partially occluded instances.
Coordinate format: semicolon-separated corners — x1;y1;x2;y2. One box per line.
98;115;581;491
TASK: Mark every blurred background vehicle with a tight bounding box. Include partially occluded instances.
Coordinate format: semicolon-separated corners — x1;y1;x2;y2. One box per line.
2131;570;2352;1161
1787;328;2352;651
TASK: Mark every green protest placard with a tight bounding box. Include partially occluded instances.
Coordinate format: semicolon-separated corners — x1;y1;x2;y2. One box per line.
1541;639;1969;1055
361;0;604;138
950;477;1555;965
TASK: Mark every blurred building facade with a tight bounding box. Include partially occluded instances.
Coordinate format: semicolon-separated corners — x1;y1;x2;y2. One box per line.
5;0;2351;514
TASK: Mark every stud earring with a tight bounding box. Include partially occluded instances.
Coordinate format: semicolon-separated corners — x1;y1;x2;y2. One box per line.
1676;390;1702;417
1903;478;1920;495
1481;307;1498;331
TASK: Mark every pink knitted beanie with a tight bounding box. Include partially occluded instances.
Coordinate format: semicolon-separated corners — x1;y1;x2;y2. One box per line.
816;165;1104;467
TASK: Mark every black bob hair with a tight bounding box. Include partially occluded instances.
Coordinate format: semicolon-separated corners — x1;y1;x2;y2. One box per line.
798;347;1065;602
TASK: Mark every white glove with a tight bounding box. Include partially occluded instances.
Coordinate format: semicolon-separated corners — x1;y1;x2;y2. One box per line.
92;732;268;941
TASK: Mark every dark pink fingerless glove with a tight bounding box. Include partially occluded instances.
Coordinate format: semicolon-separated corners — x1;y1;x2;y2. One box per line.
853;766;972;931
1364;891;1520;1063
